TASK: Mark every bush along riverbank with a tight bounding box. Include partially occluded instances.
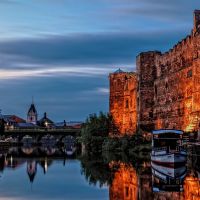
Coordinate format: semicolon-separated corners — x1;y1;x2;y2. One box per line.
80;112;151;156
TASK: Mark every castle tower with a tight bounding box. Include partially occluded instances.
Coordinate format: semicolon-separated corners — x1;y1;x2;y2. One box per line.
109;68;137;135
27;100;38;125
136;51;161;133
109;69;126;134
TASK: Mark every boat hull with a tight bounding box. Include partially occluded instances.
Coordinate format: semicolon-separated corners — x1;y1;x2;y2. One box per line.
151;162;186;192
151;162;186;179
151;153;186;167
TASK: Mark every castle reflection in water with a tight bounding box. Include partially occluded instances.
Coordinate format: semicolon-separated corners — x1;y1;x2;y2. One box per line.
0;147;199;200
109;162;200;200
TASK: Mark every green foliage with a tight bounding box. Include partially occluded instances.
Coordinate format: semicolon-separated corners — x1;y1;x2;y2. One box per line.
102;134;151;153
79;150;151;187
81;112;113;137
80;154;113;187
81;112;116;152
102;137;121;152
81;112;151;154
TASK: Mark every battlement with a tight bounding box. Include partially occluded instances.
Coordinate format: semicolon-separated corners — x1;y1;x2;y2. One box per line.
161;34;193;59
159;10;200;58
109;9;200;135
136;51;161;59
194;10;200;33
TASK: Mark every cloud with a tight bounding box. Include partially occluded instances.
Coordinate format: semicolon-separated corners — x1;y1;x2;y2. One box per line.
79;87;109;96
0;66;125;80
0;28;188;72
0;0;198;121
97;87;109;94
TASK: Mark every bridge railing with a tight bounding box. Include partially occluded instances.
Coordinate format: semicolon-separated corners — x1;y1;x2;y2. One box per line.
4;127;80;133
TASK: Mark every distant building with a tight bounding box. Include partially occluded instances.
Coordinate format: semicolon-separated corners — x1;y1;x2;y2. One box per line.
4;115;26;124
3;115;26;130
15;123;38;129
55;121;83;129
38;112;54;128
27;102;38;125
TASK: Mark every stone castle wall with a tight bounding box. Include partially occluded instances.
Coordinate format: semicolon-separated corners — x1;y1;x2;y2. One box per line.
109;10;200;135
109;71;137;135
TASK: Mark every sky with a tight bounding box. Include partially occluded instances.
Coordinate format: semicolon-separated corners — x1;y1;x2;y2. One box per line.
0;0;199;122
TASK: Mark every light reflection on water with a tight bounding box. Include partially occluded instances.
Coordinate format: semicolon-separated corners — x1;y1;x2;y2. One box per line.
0;146;108;200
0;146;199;200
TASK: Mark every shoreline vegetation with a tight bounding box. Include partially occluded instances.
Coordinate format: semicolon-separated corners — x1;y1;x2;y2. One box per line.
80;112;151;156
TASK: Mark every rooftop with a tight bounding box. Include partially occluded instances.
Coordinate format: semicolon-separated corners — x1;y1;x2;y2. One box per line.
114;68;124;74
28;103;37;114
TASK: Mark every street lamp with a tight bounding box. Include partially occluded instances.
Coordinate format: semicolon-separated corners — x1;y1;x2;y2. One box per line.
45;121;48;128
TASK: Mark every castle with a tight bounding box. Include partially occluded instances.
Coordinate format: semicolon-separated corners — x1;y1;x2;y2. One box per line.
109;10;200;135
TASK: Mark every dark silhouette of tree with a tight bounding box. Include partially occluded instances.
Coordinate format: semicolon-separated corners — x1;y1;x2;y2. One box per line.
81;112;118;152
0;119;5;134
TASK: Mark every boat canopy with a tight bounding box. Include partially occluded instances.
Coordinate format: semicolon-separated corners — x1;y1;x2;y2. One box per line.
152;129;183;135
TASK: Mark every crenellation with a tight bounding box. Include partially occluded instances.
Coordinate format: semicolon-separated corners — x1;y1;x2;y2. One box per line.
109;10;200;135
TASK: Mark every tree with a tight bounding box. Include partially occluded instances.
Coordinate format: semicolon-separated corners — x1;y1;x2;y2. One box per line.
81;112;116;152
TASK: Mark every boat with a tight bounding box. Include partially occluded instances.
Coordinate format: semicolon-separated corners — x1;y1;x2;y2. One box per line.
151;161;186;192
151;129;187;167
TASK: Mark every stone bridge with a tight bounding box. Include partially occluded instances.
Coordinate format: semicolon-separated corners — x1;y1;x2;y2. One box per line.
1;128;81;144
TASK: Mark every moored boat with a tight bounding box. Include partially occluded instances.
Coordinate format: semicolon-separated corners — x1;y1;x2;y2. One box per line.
151;129;187;167
152;162;186;192
151;161;186;179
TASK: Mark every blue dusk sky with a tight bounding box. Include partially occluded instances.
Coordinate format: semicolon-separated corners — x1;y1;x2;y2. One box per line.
0;0;199;121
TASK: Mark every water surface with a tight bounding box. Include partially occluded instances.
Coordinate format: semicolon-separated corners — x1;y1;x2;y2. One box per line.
0;147;199;200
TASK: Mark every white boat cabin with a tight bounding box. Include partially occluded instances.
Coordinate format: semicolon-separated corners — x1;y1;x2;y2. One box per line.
152;129;184;155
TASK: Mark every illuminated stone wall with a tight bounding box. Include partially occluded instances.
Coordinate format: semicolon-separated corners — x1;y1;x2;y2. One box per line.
109;163;138;200
136;10;200;133
183;173;200;199
136;51;159;132
109;10;200;134
109;162;153;200
109;71;137;135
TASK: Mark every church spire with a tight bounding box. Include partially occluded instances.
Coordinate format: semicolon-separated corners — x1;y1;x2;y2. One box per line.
27;99;38;125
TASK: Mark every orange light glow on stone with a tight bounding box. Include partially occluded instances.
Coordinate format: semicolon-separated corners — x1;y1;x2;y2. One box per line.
109;10;200;134
109;71;137;135
109;162;138;200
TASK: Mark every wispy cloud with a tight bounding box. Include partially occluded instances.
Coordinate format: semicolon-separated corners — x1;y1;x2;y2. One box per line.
0;66;118;80
0;28;187;72
0;0;198;121
79;87;109;96
97;87;109;94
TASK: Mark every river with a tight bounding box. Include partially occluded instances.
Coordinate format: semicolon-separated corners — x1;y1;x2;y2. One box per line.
0;146;199;200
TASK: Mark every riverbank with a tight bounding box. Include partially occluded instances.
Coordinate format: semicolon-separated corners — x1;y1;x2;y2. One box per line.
80;112;152;155
80;134;152;156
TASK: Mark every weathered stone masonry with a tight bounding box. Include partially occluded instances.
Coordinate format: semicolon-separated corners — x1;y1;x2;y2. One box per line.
109;69;137;135
109;10;200;135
